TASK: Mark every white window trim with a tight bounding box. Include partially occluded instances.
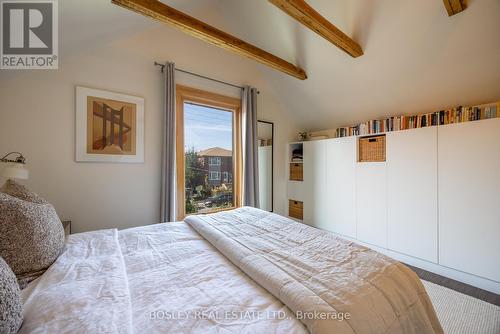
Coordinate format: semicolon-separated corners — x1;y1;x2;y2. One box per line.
209;171;221;180
209;157;221;166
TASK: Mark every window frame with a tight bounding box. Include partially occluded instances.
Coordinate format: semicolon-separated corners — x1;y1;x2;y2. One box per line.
176;85;242;220
209;171;221;181
208;157;221;166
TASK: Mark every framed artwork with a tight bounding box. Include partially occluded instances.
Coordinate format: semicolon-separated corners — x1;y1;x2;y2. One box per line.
76;86;144;163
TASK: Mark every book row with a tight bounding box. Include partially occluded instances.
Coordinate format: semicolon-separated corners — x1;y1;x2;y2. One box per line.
335;104;498;138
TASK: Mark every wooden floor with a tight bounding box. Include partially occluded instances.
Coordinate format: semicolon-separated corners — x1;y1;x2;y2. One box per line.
407;264;500;307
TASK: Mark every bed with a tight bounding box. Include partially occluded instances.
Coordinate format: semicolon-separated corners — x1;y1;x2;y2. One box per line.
19;207;443;334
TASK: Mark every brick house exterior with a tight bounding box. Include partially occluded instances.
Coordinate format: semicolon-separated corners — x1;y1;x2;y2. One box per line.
198;147;233;187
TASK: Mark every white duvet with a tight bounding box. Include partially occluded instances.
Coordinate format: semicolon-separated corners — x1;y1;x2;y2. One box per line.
20;207;441;334
185;208;442;334
118;222;306;334
21;220;307;334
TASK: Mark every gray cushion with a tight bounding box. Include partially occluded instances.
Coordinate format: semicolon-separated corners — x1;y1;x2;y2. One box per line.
0;256;23;334
1;180;47;204
0;181;65;289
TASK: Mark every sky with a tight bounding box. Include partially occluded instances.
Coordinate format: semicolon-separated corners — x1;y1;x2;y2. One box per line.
184;103;233;151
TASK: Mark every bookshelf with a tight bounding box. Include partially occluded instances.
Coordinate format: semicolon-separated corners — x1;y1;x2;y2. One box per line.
335;101;499;138
288;142;304;221
289;142;303;181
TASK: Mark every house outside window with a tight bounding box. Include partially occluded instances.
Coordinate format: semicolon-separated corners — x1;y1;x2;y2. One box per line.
198;148;233;187
176;85;242;219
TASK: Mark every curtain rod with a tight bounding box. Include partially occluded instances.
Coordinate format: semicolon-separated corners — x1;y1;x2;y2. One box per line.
154;62;259;94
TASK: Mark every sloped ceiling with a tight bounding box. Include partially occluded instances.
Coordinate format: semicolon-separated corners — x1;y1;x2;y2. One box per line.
60;0;500;131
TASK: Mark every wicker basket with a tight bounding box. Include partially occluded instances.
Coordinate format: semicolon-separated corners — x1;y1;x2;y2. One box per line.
290;163;303;181
359;135;386;162
289;200;303;220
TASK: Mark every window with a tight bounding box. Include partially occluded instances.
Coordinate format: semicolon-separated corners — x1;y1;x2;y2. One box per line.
176;85;242;219
209;172;221;180
208;157;221;166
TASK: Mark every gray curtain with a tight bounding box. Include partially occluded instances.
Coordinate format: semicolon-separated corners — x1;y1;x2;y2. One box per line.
242;86;259;207
160;62;176;222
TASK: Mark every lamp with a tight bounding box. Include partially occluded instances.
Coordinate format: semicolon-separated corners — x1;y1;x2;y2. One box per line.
1;152;29;180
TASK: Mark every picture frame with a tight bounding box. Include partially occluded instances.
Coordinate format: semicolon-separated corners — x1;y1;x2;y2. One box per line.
75;86;144;163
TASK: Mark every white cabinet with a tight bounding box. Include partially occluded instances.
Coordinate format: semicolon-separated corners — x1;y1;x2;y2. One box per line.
286;118;500;291
303;141;327;227
387;127;438;263
356;163;387;248
324;137;357;237
438;118;500;282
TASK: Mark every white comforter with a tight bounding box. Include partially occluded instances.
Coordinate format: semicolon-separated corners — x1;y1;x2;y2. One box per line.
21;220;307;333
118;222;306;333
20;207;442;333
185;207;443;334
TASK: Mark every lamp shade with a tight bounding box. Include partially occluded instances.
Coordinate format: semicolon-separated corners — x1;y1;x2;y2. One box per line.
1;163;29;180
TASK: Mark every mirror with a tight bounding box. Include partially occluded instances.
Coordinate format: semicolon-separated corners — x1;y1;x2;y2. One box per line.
257;120;273;212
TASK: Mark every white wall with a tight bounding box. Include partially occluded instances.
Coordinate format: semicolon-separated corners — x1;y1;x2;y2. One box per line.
258;146;272;212
0;27;300;233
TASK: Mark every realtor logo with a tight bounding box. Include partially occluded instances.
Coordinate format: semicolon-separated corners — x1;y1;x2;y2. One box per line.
1;0;58;69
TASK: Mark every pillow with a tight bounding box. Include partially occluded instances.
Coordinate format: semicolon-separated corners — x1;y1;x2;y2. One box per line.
0;256;23;334
0;184;65;289
0;179;47;204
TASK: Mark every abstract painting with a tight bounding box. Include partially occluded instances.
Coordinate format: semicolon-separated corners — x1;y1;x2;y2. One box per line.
76;86;144;163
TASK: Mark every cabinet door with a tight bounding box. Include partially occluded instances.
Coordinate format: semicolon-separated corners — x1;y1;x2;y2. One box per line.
324;137;357;237
303;141;326;227
387;127;438;262
438;118;500;282
356;163;387;248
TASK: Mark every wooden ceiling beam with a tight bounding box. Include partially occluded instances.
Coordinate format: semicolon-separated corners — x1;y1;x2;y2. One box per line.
268;0;363;58
443;0;466;16
111;0;307;80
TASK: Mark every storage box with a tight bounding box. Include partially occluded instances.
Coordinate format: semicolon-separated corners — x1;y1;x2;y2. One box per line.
359;135;386;162
290;163;303;181
289;200;303;220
